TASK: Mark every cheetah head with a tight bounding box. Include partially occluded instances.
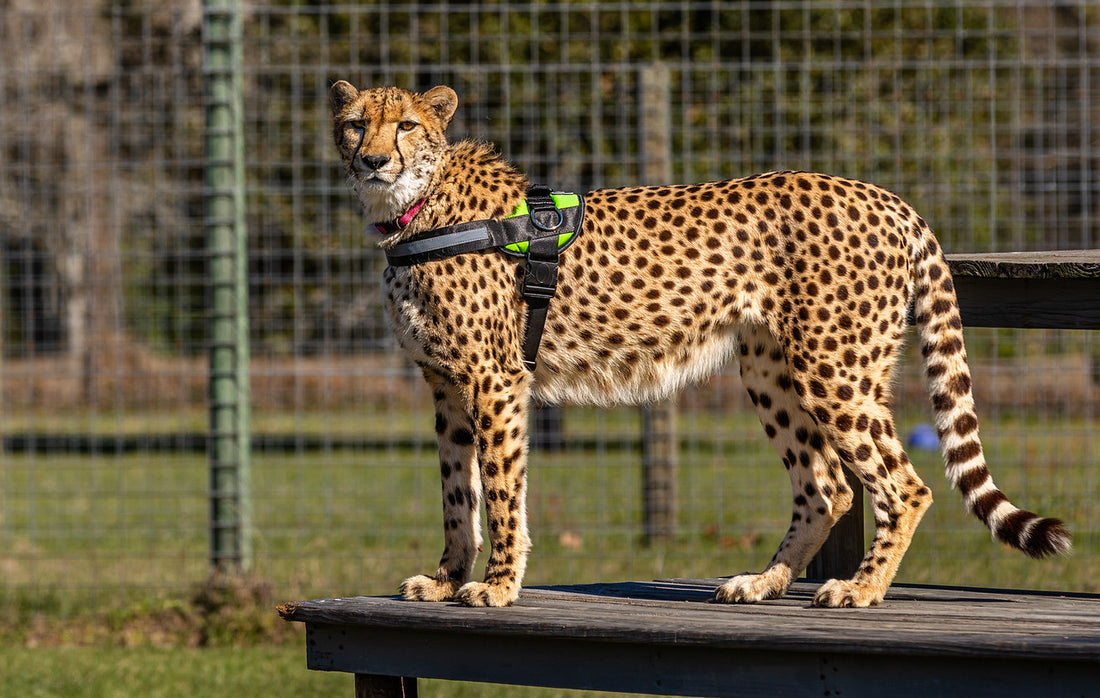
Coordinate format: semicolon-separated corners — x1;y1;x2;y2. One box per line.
329;81;458;226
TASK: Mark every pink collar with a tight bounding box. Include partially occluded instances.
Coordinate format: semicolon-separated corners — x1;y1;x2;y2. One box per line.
374;198;427;235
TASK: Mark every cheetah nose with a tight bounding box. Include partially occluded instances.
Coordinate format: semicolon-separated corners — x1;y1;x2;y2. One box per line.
360;154;390;172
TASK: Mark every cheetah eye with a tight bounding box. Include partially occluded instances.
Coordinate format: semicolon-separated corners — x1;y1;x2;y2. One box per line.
398;120;418;132
348;119;366;131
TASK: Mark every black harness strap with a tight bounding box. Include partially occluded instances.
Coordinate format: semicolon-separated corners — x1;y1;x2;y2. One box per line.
520;233;560;371
382;186;584;372
518;185;563;371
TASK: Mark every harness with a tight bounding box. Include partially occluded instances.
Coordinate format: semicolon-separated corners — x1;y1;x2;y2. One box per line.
381;185;585;372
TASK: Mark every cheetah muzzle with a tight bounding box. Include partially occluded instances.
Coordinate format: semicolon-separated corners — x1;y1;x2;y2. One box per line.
330;81;1071;609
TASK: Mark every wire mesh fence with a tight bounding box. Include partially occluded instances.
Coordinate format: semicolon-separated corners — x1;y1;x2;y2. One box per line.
1;0;1098;619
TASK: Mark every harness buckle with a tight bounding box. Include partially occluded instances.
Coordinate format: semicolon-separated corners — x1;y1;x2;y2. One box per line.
522;252;558;301
526;185;565;232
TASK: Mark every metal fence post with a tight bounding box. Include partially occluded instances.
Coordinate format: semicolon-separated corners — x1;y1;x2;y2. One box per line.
203;0;252;574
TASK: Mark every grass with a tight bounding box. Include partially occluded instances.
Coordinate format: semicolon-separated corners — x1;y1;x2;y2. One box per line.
1;404;1097;697
0;646;343;698
0;646;666;698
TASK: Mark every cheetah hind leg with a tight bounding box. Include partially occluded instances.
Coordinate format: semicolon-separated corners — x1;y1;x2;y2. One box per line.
716;325;855;604
807;403;932;608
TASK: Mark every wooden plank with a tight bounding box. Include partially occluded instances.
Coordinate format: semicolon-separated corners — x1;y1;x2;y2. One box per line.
946;249;1100;279
952;277;1100;329
310;623;1094;698
281;580;1100;697
946;251;1100;329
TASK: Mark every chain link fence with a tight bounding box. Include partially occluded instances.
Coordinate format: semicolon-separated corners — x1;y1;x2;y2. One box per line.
1;0;1098;618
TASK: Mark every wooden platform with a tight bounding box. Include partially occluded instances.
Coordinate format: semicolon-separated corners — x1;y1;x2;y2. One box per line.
280;578;1100;697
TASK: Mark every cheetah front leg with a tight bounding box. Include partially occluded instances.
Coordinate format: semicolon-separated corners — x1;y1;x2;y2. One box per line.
400;370;484;602
451;371;533;608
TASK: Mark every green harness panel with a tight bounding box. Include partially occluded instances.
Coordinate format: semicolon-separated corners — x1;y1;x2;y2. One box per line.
502;193;582;255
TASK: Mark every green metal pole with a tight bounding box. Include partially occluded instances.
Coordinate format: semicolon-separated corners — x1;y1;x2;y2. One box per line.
203;0;251;574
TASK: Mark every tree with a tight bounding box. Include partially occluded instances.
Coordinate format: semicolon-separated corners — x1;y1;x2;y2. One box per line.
0;0;205;400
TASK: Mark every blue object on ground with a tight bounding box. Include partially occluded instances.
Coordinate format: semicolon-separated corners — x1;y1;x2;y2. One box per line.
907;423;940;451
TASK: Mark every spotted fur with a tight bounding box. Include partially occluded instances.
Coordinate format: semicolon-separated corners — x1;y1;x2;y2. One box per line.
330;82;1070;609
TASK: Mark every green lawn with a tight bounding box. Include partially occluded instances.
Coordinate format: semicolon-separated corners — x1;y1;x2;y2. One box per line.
0;646;347;698
0;646;671;698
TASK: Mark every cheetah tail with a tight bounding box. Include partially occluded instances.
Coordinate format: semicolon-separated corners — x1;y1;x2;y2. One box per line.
910;222;1071;558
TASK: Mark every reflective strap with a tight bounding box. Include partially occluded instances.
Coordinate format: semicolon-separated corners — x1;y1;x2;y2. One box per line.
384;221;496;266
390;225;490;258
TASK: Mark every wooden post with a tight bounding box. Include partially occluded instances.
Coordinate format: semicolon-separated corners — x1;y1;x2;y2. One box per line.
641;401;679;543
805;468;865;580
354;674;417;698
639;63;672;183
638;64;679;543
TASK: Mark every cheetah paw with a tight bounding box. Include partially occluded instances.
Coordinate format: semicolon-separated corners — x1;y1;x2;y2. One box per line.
812;579;884;608
715;573;789;604
454;581;518;607
400;575;461;602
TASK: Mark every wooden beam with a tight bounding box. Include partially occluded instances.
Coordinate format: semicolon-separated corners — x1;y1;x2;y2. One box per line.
354;674;417;698
804;468;864;580
952;277;1100;329
947;250;1100;329
947;249;1100;279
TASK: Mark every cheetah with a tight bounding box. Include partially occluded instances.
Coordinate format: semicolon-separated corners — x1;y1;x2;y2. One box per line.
329;81;1070;609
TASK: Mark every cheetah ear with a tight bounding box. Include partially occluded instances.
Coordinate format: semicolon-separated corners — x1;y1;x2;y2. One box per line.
421;86;458;129
329;80;359;117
